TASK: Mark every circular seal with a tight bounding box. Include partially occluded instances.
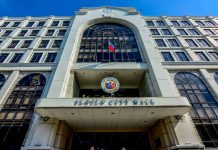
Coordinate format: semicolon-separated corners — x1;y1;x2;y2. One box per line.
101;77;120;94
103;8;112;13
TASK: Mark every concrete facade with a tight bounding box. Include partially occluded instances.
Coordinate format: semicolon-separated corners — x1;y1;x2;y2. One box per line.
0;6;217;150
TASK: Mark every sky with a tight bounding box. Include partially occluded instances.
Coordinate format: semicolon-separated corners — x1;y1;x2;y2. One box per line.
0;0;218;17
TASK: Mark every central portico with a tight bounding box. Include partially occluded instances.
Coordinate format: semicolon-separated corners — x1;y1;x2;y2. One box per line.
36;97;190;132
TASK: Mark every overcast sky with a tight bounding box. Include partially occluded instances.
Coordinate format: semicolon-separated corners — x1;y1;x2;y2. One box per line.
0;0;217;17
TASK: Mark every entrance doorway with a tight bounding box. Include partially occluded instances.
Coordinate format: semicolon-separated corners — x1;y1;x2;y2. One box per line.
72;132;151;150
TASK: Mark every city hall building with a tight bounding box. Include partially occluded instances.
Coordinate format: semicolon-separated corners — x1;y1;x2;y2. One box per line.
0;6;217;150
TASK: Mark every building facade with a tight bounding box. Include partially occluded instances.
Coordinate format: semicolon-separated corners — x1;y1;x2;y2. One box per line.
0;6;217;150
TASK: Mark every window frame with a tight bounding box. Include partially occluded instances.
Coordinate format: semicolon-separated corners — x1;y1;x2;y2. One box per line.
155;39;167;47
185;39;199;47
38;40;50;48
177;29;188;35
146;21;155;26
197;39;211;47
150;29;160;35
167;39;180;47
161;52;174;61
195;52;209;61
44;53;57;63
208;52;218;61
175;51;190;61
161;29;172;35
9;53;23;63
29;53;43;63
0;53;9;63
7;40;20;49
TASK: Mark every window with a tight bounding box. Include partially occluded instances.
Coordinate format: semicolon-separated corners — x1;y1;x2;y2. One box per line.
9;53;23;63
174;72;218;148
38;40;49;48
188;29;200;35
171;21;180;26
181;21;191;26
168;39;180;47
51;21;59;26
29;30;39;36
20;40;32;48
175;52;189;61
178;29;188;35
26;22;34;27
45;53;57;62
62;21;70;26
11;22;20;27
57;29;67;36
155;39;166;47
209;52;218;61
185;39;198;47
37;21;45;27
146;21;155;26
156;21;165;26
195;21;205;26
0;73;46;149
77;23;142;62
162;29;172;35
7;40;19;48
18;30;28;36
0;53;9;63
195;52;209;61
204;29;215;35
215;72;218;83
0;40;3;44
30;53;42;63
45;29;55;36
205;21;216;26
150;29;160;35
0;74;5;89
52;40;62;48
197;39;211;47
1;22;10;27
161;52;174;61
2;30;12;36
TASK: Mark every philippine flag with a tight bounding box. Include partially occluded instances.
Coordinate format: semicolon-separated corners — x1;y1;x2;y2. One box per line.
108;41;115;52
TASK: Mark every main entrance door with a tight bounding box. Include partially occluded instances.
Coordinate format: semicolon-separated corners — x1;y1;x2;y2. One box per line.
72;132;151;150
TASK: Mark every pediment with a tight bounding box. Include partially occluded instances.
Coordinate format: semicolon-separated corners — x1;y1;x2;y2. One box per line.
76;6;139;15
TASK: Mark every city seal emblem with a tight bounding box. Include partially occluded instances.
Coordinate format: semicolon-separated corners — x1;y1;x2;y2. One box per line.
101;77;120;94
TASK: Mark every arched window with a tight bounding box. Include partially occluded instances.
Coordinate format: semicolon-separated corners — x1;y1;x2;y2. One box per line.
175;72;218;147
77;23;142;62
0;73;46;149
215;72;218;84
0;74;5;89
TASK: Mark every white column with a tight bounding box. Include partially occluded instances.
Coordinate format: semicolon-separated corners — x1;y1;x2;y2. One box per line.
20;50;32;63
65;72;79;98
21;117;59;150
164;113;204;149
0;71;19;110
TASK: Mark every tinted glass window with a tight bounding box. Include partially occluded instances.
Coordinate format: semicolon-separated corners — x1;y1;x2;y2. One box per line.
161;52;174;61
77;23;142;62
0;74;5;89
175;72;218;147
0;74;46;149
